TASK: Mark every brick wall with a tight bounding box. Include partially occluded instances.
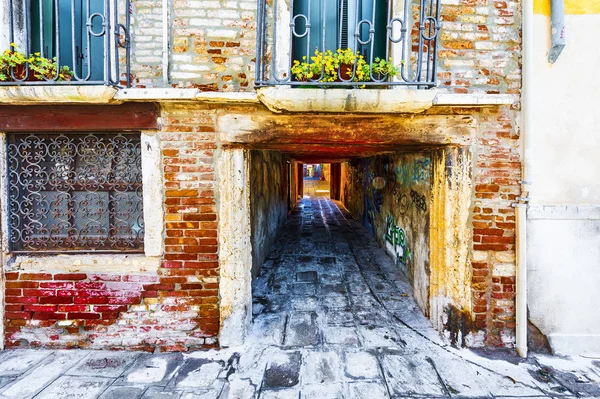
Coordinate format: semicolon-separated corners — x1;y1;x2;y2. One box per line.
1;101;521;350
129;0;165;88
4;104;222;351
130;0;256;90
471;105;520;347
158;103;221;345
437;0;522;96
5;272;164;350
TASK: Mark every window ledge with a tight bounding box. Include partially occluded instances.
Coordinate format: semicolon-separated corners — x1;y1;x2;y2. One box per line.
115;88;260;103
0;86;118;105
7;254;161;274
256;86;437;113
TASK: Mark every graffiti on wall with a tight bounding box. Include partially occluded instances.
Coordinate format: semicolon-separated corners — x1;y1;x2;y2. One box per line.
410;189;427;212
395;191;409;215
383;215;412;266
395;158;431;186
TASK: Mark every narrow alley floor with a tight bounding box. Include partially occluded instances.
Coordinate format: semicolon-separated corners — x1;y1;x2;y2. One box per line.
0;198;598;399
302;179;330;197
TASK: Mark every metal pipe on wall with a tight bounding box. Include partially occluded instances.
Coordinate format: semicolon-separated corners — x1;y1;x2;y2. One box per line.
548;0;565;64
516;0;535;359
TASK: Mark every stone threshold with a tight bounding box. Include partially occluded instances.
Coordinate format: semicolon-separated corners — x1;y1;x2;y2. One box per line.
0;85;515;111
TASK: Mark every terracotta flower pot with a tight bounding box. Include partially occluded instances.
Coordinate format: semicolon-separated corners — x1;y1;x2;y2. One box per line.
10;64;28;80
338;63;354;81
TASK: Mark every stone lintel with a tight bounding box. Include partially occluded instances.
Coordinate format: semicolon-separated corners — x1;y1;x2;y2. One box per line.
216;109;476;148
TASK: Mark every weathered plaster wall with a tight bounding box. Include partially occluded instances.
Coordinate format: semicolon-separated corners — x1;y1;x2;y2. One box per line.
429;147;474;346
526;7;600;355
341;154;432;314
217;148;252;347
528;211;600;355
249;150;289;278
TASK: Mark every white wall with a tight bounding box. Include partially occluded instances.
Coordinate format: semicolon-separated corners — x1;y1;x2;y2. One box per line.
527;13;600;355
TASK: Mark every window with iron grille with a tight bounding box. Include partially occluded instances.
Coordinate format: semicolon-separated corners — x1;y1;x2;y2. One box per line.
6;133;144;253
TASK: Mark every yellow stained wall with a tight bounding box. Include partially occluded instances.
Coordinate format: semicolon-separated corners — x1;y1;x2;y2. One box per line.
534;0;600;15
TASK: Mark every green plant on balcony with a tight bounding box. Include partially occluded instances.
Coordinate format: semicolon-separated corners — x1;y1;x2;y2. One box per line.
0;44;73;82
0;44;31;81
291;48;399;85
291;49;338;82
29;54;73;81
371;57;399;81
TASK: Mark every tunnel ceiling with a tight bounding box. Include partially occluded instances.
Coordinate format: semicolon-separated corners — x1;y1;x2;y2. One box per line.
242;143;444;163
217;109;476;160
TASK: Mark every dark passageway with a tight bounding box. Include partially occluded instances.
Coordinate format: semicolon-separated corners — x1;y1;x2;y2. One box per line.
251;196;438;350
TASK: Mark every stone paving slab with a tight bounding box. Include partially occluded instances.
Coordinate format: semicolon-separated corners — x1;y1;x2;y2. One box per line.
34;376;113;399
263;351;302;389
346;381;390;399
168;358;224;390
283;312;319;347
67;351;141;378
380;352;447;397
0;350;89;398
98;386;146;399
0;350;51;377
115;353;183;386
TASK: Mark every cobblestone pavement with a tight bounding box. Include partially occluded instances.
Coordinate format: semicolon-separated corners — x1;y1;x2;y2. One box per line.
0;197;599;398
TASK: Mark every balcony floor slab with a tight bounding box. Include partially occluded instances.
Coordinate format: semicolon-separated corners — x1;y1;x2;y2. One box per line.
0;86;118;105
256;86;437;114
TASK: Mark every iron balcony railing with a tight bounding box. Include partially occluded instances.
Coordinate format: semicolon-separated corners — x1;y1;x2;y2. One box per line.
1;0;131;87
255;0;440;88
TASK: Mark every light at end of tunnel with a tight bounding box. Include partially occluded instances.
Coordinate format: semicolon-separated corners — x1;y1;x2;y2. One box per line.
316;190;330;193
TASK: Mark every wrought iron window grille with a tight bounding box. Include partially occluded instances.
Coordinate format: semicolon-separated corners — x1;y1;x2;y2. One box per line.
7;133;144;253
255;0;440;88
1;0;131;87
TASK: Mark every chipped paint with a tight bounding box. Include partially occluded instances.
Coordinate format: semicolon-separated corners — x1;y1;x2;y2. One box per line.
429;147;474;341
217;149;253;347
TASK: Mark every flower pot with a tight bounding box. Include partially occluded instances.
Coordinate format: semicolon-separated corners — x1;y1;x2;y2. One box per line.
338;63;354;81
10;64;27;80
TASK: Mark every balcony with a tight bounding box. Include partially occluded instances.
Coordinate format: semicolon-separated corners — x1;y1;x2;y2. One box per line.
255;0;441;89
0;0;131;87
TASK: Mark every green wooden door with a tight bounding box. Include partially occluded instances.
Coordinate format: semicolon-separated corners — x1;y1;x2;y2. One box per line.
292;0;387;66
